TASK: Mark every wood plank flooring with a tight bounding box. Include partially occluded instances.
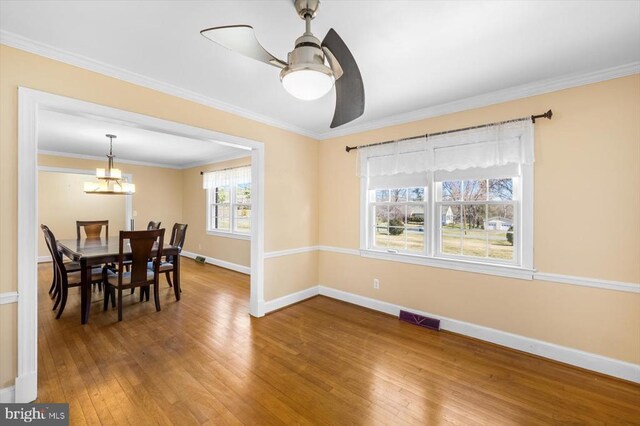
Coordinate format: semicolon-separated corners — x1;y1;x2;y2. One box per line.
37;259;640;425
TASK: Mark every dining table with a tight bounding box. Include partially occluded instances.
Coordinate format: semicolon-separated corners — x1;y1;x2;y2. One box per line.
57;236;181;324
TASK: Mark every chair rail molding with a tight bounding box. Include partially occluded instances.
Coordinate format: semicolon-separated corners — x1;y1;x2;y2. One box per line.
0;291;19;305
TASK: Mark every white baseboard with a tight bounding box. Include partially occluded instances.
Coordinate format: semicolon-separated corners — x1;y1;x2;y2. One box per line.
37;255;51;263
261;284;639;383
0;385;15;403
264;286;319;314
317;285;640;383
181;250;250;275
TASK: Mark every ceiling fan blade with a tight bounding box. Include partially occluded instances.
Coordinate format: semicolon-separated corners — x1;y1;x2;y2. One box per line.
322;28;364;128
201;25;287;69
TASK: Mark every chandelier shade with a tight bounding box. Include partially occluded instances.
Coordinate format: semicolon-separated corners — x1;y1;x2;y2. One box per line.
84;134;135;195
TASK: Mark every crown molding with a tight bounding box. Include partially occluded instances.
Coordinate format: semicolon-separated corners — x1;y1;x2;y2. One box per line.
37;149;246;170
315;61;640;140
180;151;251;170
2;30;638;141
0;30;317;140
37;149;181;169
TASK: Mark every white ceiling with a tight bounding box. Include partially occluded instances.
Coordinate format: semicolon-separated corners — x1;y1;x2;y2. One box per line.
2;1;639;138
37;109;249;168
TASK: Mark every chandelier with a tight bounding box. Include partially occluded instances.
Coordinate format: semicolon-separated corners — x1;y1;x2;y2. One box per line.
84;134;135;195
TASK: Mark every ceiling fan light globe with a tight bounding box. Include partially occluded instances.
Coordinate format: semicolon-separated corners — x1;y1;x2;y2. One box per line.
281;68;334;101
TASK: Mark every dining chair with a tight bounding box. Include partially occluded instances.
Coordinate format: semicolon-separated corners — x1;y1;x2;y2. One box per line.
103;229;165;321
42;225;104;319
41;225;82;298
151;223;187;288
124;221;162;275
76;220;109;239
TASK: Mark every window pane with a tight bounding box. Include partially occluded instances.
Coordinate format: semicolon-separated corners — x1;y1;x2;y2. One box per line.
236;183;251;204
388;204;407;249
213;204;230;231
374;226;389;249
406;206;425;253
389;204;407;226
462;205;487;257
234;205;251;233
488;205;514;259
389;189;407;202
408;187;425;202
463;180;487;201
489;178;513;201
441;181;461;201
375;189;389;202
441;205;461;254
215;186;230;203
375;205;389;227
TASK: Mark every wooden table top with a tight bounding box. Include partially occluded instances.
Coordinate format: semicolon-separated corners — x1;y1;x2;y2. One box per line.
57;237;178;261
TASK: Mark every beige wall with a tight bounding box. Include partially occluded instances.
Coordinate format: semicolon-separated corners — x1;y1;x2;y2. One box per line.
0;45;319;389
0;304;17;388
318;75;640;364
38;171;127;257
38;155;184;243
182;157;252;268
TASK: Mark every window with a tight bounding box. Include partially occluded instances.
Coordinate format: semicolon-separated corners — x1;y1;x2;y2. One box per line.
203;166;251;238
358;120;533;278
371;188;426;253
436;177;517;263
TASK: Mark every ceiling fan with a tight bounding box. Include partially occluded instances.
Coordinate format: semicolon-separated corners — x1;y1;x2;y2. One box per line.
201;0;364;128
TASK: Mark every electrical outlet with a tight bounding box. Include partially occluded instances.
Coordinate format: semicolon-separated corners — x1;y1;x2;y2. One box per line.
373;278;380;289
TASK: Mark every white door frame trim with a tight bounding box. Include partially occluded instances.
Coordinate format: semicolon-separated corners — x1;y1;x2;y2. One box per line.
17;87;266;402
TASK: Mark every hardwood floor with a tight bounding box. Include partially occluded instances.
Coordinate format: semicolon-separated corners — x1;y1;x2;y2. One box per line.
37;259;640;425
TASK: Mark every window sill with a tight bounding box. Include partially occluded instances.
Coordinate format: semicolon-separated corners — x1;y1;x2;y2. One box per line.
206;230;251;241
359;249;534;280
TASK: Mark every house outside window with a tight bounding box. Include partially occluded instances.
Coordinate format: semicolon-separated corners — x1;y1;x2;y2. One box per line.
358;120;534;279
203;166;251;239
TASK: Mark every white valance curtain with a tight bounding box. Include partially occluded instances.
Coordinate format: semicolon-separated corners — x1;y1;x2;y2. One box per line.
357;119;534;188
202;166;251;189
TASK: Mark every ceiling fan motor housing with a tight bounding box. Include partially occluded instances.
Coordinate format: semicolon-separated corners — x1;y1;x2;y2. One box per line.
280;33;333;81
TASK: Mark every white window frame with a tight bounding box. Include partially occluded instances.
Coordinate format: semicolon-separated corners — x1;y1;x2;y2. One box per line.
206;169;251;241
360;164;534;280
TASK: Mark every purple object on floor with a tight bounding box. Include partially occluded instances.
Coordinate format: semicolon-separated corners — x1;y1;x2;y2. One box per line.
399;310;441;331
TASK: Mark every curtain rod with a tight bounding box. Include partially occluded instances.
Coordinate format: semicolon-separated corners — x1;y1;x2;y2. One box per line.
200;165;250;175
345;109;552;153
